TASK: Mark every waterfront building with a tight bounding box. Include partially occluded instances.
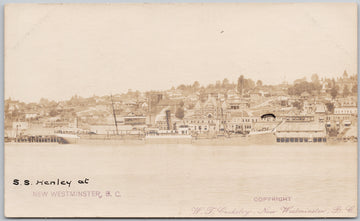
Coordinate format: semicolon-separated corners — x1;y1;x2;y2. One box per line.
252;117;280;133
276;122;327;143
279;114;315;122
25;112;38;120
12;122;29;130
124;116;147;126
224;111;252;133
224;98;250;111
185;117;219;133
334;107;357;115
314;103;327;122
341;126;357;142
336;97;357;107
184;96;221;134
314;103;327;114
326;114;355;123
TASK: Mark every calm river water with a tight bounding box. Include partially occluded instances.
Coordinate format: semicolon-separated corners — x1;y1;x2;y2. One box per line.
4;143;358;217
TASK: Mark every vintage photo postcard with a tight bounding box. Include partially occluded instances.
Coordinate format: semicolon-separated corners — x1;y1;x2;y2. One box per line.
4;3;358;217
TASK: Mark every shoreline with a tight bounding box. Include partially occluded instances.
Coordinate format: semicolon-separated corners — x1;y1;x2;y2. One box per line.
5;140;357;146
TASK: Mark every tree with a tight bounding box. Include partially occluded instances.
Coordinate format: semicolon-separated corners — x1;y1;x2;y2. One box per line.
343;70;348;78
330;87;338;99
352;84;357;94
331;78;336;88
343;85;350;97
287;87;295;96
256;80;263;87
311;74;319;83
293;77;307;85
39;98;50;106
237;75;245;95
350;74;357;81
237;75;255;95
287;81;317;96
192;81;200;89
199;91;207;102
215;80;221;89
175;107;184;119
49;109;58;117
246;79;255;89
292;101;303;110
325;103;334;113
222;78;230;86
11;109;19;119
177;84;187;90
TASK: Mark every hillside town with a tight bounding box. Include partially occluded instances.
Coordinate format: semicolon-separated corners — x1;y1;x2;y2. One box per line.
4;71;358;144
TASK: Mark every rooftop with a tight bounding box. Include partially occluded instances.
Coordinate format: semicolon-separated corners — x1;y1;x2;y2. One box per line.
277;122;325;132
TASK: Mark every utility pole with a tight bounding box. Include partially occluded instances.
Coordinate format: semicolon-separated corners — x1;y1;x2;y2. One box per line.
148;94;151;126
110;94;119;135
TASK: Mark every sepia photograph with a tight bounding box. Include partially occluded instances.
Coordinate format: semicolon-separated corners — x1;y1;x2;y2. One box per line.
3;2;358;217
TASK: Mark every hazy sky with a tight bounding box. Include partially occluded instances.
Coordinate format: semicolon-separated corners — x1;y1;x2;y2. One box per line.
5;3;357;102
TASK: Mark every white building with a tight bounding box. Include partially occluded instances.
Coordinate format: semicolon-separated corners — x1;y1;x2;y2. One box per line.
334;107;357;115
12;122;29;130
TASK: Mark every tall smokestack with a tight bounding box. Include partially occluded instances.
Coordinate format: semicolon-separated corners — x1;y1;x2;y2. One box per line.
165;110;172;130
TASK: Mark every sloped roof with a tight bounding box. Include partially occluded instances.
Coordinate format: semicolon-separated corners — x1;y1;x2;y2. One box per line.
277;122;325;132
194;101;202;109
276;132;326;138
227;98;250;104
230;110;250;117
301;91;310;96
315;104;326;113
203;96;217;107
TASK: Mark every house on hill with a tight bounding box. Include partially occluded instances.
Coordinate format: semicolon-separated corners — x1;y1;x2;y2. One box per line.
300;91;311;100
